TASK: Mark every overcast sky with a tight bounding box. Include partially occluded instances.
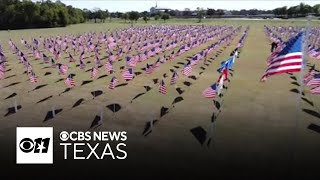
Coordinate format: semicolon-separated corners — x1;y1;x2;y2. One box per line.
38;1;319;12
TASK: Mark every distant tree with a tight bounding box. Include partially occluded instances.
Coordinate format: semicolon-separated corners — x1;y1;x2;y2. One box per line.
168;10;176;17
128;11;139;25
143;15;149;23
161;13;170;22
154;14;160;20
197;7;204;23
206;8;215;16
313;4;320;14
183;8;191;16
121;13;128;23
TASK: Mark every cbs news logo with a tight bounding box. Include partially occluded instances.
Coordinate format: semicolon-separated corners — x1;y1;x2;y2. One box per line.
16;127;53;164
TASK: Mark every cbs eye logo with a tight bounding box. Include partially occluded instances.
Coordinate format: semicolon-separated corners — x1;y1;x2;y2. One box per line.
16;127;53;164
19;138;50;153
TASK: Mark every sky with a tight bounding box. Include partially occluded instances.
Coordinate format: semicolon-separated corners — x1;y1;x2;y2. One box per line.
38;1;320;12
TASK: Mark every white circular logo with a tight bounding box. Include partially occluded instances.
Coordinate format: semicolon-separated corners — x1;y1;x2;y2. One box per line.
60;131;69;141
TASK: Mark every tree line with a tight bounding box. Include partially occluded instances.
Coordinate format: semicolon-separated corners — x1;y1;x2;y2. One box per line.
273;3;320;17
0;0;86;30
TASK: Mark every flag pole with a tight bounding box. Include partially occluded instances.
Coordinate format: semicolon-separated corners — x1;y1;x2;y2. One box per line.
291;15;311;173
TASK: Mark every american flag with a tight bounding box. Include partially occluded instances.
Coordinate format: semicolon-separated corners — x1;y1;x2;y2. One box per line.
261;32;303;81
122;68;134;81
307;74;320;87
159;80;167;94
310;86;320;94
109;52;117;62
43;54;50;63
170;71;178;85
0;52;6;62
126;56;136;67
153;58;161;68
105;60;113;73
304;65;316;84
218;68;228;82
183;63;192;76
69;53;75;62
58;64;68;75
0;70;4;79
65;75;76;88
169;50;175;59
79;56;85;69
91;67;99;79
29;72;38;83
202;83;217;99
145;63;153;74
109;76;119;89
51;58;56;67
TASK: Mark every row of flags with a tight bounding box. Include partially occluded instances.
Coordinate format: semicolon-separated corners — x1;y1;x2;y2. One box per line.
202;26;250;99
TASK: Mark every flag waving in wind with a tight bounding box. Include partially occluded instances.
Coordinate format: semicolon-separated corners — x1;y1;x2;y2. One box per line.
202;83;217;99
261;32;303;81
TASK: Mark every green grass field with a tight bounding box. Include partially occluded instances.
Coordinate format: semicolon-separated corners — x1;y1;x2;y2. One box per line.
1;19;320;177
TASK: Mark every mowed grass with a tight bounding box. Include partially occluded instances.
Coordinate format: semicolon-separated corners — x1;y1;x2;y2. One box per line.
0;19;320;176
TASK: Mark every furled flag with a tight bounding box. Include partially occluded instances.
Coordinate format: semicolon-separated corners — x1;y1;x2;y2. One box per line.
218;67;228;82
122;68;134;81
170;71;178;85
159;80;167;94
310;86;320;94
91;67;99;79
202;83;217;99
145;63;154;74
306;74;320;87
65;74;76;88
58;64;68;75
29;71;38;83
183;61;192;76
261;32;303;81
109;76;119;90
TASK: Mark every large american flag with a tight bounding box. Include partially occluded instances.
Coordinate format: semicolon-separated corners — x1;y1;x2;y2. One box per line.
202;83;217;99
159;80;167;94
122;68;134;81
65;75;76;87
261;32;303;81
109;76;119;90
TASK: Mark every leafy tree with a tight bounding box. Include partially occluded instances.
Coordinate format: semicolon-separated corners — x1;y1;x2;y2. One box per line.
128;11;139;25
121;13;128;23
197;7;204;23
154;15;160;21
206;9;215;16
161;13;170;22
